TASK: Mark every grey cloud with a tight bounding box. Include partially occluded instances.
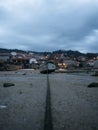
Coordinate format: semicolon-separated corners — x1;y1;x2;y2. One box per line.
0;0;98;52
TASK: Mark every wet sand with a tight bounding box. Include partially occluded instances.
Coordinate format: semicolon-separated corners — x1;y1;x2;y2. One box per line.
0;70;98;130
0;69;47;130
50;73;98;130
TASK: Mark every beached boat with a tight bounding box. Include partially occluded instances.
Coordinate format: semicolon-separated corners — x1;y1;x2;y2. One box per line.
40;62;56;74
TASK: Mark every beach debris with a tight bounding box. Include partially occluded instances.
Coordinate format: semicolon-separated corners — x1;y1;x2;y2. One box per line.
88;82;98;88
0;105;7;109
3;83;15;87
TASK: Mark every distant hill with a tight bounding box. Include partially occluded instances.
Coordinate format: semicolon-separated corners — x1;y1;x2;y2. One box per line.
53;50;84;57
0;48;26;53
0;48;98;58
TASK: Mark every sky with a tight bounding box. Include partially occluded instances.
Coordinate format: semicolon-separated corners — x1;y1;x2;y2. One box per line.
0;0;98;53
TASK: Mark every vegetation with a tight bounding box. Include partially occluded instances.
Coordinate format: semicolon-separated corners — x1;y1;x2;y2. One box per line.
0;48;98;59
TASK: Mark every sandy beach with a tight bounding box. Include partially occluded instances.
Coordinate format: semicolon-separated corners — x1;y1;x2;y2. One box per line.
50;73;98;130
0;69;98;130
0;69;47;130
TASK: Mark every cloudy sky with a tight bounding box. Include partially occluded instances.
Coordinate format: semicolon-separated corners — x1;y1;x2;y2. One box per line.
0;0;98;53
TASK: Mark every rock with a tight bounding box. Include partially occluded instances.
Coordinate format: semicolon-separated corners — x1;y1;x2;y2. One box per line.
19;91;23;94
23;73;26;75
3;83;15;87
92;72;98;76
88;82;98;88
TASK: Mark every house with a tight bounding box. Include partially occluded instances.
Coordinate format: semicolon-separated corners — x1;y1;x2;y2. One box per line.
29;58;39;69
58;59;78;69
77;56;87;62
0;53;11;62
94;60;98;69
87;60;95;67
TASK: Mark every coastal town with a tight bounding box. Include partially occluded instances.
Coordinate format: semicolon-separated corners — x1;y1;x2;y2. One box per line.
0;48;98;130
0;49;98;72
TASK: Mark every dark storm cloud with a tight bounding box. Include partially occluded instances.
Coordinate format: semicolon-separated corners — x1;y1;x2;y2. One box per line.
0;0;98;52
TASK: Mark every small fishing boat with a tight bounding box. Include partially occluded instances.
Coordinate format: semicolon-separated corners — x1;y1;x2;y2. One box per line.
40;62;56;74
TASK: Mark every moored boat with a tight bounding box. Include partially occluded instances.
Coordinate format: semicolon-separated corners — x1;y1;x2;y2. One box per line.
40;62;56;74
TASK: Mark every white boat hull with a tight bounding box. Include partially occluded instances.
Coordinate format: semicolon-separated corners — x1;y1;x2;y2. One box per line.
40;62;56;74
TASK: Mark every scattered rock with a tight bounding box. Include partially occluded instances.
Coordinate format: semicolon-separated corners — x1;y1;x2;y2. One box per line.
92;72;98;76
23;73;26;75
88;82;98;88
19;91;23;94
30;83;33;88
3;83;15;87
